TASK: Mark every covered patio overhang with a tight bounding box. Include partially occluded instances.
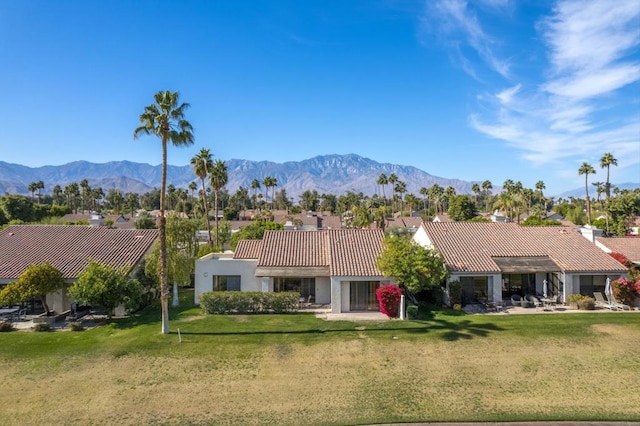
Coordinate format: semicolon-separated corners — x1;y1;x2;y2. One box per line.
255;266;329;278
492;256;561;274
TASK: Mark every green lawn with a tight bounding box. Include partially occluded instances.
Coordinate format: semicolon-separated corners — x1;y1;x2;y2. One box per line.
1;289;639;425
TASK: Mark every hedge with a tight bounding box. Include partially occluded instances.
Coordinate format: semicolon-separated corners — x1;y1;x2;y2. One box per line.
200;291;300;314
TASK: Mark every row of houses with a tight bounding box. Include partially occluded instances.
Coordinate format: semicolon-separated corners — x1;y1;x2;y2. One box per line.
194;222;638;313
1;220;638;315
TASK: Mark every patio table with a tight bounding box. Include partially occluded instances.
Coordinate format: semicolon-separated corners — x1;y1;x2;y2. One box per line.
541;298;556;311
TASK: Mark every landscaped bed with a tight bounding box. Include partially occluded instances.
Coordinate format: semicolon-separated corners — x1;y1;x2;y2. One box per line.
0;289;639;425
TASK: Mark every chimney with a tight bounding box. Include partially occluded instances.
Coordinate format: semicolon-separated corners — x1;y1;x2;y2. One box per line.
578;225;603;243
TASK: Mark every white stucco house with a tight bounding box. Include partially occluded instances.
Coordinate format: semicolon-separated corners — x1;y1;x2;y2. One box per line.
195;228;391;313
412;222;627;305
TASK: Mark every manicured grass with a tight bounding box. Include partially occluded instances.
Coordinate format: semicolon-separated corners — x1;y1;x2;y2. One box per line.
1;289;639;425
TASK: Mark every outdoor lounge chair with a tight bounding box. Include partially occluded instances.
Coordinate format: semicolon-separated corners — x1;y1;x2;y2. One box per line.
593;292;616;310
510;294;522;307
521;294;534;308
607;293;632;311
530;295;543;310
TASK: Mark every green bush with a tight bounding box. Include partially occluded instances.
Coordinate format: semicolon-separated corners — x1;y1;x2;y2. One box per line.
0;321;15;332
568;294;595;310
67;321;85;331
33;322;51;332
406;304;419;320
448;281;462;306
200;291;299;314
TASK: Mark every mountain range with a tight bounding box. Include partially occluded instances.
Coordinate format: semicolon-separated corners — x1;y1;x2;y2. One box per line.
0;154;637;199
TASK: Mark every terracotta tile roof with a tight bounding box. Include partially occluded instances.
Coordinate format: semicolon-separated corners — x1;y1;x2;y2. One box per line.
419;222;626;274
258;231;328;267
328;229;385;276
234;239;263;259
247;229;385;276
0;225;158;280
319;215;342;229
596;237;640;262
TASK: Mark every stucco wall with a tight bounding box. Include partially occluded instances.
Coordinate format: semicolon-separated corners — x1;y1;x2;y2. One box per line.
194;254;259;304
315;277;331;304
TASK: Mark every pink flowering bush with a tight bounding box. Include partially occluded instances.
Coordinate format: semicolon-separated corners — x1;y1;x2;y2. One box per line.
376;285;403;318
612;276;640;306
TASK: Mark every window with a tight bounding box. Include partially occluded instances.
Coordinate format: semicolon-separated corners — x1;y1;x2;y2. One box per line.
212;275;241;291
274;277;315;299
460;276;488;304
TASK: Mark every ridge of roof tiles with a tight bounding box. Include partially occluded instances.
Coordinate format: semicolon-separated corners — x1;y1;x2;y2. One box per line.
420;222;626;273
0;225;158;280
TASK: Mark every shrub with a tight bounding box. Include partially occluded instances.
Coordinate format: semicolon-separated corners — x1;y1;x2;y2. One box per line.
448;281;462;306
0;321;15;332
453;304;462;311
612;276;640;306
200;291;299;314
33;322;51;332
568;294;595;310
67;321;85;331
375;285;403;318
406;304;419;320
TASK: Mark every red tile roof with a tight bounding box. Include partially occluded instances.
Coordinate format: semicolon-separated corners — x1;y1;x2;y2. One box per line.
328;229;385;276
596;236;640;262
419;222;626;274
234;239;263;259
258;231;328;267
247;229;385;276
0;225;158;280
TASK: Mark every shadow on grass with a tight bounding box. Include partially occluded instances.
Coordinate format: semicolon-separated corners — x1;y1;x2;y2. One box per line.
173;317;505;341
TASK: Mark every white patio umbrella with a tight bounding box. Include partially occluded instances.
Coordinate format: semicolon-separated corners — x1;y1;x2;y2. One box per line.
605;277;612;305
542;279;548;299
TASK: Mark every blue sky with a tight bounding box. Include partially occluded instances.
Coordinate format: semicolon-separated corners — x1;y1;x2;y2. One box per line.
0;0;638;195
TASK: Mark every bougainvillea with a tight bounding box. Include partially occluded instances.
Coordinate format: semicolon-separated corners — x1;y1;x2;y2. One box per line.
612;276;640;306
376;285;403;318
609;252;632;267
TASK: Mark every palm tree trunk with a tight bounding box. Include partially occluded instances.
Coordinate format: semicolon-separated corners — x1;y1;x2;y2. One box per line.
201;177;212;246
160;139;169;335
215;190;220;247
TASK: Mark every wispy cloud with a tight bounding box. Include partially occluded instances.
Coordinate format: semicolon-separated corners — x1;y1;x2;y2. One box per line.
422;0;511;78
463;0;640;177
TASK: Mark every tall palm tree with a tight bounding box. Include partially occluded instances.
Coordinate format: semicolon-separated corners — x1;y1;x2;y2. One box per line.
419;186;429;216
28;182;38;201
52;184;63;205
134;90;194;335
188;181;198;202
209;160;228;247
482;180;493;212
250;178;261;210
80;179;91;213
599;152;618;201
395;180;407;214
262;176;271;208
388;173;398;213
429;184;444;215
92;187;104;211
377;173;388;201
36;180;44;203
191;148;214;246
535;180;545;207
471;183;481;208
578;162;596;225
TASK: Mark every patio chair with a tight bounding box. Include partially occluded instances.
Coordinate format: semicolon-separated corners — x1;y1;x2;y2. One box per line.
607;293;632;311
593;292;616;310
530;295;543;311
510;294;522;307
521;294;535;308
